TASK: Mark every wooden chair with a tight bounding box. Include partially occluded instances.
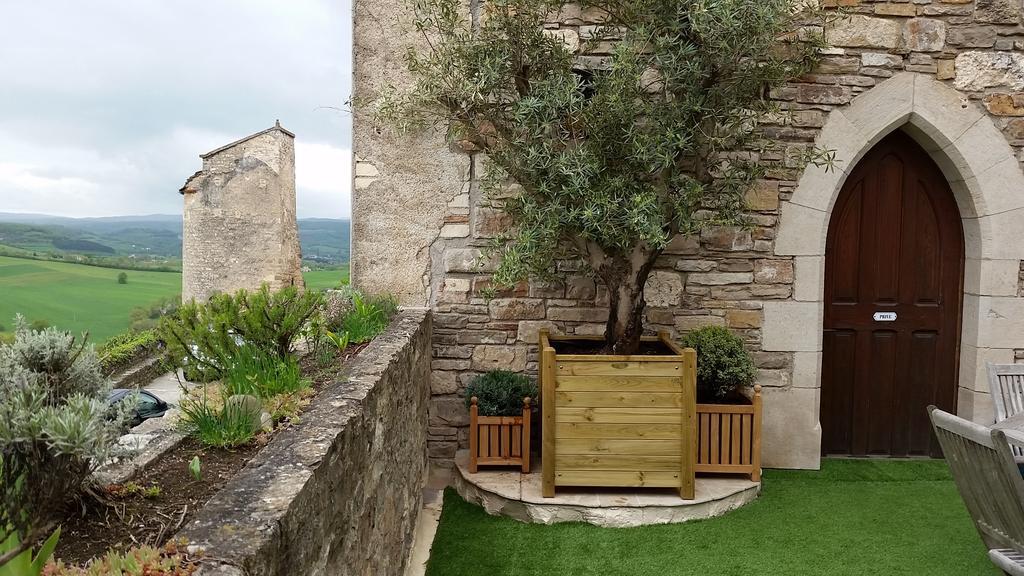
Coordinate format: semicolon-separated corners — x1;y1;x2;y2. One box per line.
989;363;1024;424
928;406;1024;575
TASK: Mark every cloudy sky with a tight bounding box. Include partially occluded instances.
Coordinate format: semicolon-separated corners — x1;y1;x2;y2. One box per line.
0;0;352;219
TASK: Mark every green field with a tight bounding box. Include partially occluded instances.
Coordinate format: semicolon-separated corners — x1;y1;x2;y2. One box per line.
0;256;349;342
303;267;350;291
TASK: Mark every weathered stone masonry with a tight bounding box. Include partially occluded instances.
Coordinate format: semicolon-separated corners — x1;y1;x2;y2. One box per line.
353;0;1024;470
180;123;305;303
183;310;431;576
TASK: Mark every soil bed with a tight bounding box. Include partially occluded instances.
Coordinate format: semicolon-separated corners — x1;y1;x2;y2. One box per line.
53;344;367;566
550;339;675;356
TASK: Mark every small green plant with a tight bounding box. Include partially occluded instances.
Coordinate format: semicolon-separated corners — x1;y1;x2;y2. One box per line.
142;486;162;499
681;326;757;403
0;525;59;576
188;456;202;482
42;539;198;575
117;272;128;284
464;370;538;417
177;390;259;448
223;346;309;399
339;293;398;343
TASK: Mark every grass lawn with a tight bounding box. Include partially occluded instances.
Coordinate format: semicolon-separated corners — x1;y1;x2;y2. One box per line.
0;255;181;342
303;267;350;291
0;256;350;342
427;459;998;576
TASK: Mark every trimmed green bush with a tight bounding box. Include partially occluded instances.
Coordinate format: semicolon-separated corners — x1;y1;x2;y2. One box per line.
96;329;160;375
681;326;757;403
464;370;538;417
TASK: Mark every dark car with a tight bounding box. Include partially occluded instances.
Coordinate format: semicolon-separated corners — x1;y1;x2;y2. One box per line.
108;389;169;428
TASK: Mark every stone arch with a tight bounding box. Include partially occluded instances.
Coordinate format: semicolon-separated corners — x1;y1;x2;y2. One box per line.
764;72;1024;469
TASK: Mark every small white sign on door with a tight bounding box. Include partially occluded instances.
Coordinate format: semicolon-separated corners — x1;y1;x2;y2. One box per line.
873;312;897;322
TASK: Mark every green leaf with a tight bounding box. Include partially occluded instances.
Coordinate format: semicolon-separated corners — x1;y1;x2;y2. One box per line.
189;456;202;481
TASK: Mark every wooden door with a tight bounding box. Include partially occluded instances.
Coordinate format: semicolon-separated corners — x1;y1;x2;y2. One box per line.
821;130;964;457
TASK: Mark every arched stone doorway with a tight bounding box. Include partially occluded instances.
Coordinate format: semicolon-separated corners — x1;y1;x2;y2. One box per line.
765;72;1024;469
821;129;964;458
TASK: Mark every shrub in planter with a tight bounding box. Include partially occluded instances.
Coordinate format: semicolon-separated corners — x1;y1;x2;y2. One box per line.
464;371;538;473
681;325;762;481
681;326;757;403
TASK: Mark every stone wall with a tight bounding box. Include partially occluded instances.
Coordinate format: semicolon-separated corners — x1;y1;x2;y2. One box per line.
352;0;1024;469
180;123;305;302
182;310;432;576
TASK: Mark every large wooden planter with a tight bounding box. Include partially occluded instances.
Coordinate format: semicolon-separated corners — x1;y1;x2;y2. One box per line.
469;397;532;473
696;385;763;482
540;330;697;500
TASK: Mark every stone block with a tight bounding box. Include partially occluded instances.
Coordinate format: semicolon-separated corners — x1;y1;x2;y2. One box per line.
957;387;995;425
664;234;700;254
760;387;822;469
861;52;902;68
774;202;828;256
947;26;997;48
517;320;560;344
645;270;684;307
701;226;753;252
796;84;852;105
439;223;470;238
753;260;794;284
547;307;609;322
825;15;900;49
726;310;762;329
958;344;1015;393
473;206;513;238
954;52;1024;92
985;93;1024;116
566;276;597;300
793;256;824;302
970;296;1024;349
965;258;1021;297
904;18;946;52
745;180;780;211
488;298;546;320
675;315;725;332
792;351;822;389
687;272;754;286
762;301;822;352
975;0;1020;23
874;3;916;16
936;59;955;81
471;345;528;371
444;248;495;273
432;371;460;395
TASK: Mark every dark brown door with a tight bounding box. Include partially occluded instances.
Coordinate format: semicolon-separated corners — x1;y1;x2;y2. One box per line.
822;130;964;458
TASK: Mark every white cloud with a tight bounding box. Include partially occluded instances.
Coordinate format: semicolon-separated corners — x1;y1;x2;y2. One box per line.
0;0;352;218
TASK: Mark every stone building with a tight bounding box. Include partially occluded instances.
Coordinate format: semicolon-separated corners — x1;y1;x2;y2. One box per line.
179;122;304;302
353;0;1024;470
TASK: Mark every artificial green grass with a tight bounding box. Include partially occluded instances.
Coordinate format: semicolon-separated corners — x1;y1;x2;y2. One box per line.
426;459;998;576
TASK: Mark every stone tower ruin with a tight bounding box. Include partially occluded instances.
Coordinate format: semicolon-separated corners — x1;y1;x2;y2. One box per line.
179;122;304;302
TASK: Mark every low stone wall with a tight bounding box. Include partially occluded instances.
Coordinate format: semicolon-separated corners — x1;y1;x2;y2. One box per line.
182;309;432;576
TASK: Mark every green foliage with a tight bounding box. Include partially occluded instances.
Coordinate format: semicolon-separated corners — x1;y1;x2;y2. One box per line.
188;456;202;482
159;284;323;380
464;370;538;417
127;295;180;332
223;346;309;399
116;272;128;285
28;319;50;332
0;525;59;576
337;292;398;344
177;390;259;448
378;0;833;352
42;540;198;575
0;316;131;543
96;329;160;375
0;334;12;347
681;325;756;402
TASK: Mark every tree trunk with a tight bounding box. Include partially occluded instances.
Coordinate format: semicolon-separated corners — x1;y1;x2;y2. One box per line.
597;246;660;355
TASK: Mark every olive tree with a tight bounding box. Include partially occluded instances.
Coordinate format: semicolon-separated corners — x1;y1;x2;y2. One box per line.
377;0;833;354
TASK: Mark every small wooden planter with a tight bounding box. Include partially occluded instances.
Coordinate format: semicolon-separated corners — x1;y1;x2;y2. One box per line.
540;330;697;500
696;385;763;482
469;397;532;473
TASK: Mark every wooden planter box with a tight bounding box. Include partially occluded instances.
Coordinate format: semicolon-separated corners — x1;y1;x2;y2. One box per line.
469;397;532;473
696;385;763;482
540;330;697;500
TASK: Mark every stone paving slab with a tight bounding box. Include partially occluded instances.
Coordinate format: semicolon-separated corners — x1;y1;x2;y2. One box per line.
454;450;760;527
